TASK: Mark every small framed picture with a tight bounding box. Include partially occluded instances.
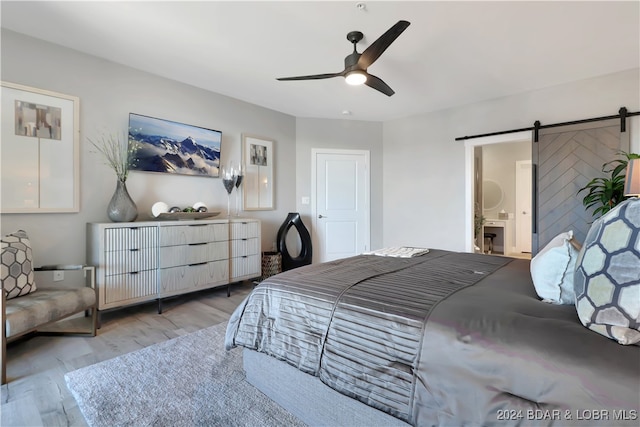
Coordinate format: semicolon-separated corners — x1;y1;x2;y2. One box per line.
242;134;274;210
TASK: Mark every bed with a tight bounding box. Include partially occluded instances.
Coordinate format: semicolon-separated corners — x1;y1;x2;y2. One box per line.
225;250;640;426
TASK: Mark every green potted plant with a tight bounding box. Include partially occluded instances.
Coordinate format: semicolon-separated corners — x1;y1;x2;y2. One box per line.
577;151;640;218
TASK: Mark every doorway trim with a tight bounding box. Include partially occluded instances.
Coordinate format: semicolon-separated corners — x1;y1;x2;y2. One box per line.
515;159;533;254
463;130;532;253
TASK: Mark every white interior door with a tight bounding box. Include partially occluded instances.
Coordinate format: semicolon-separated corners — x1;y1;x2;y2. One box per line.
515;160;532;254
313;149;370;263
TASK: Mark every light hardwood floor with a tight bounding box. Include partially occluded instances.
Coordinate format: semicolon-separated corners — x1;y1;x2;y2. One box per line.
1;281;254;427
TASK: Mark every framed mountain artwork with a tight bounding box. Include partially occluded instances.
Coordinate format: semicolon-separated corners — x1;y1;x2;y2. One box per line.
128;113;222;178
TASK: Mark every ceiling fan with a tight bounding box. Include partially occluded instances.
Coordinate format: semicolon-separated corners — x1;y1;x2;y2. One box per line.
277;20;410;97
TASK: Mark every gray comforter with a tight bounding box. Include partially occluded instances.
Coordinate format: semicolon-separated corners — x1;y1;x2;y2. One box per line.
225;250;640;426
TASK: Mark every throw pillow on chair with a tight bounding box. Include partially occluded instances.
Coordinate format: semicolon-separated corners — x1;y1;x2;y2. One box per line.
1;230;37;299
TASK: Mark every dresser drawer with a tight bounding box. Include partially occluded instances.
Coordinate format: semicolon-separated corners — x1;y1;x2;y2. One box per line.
102;270;157;305
231;254;260;279
230;221;259;239
104;248;157;275
159;241;229;268
159;223;229;246
104;226;157;251
159;260;229;296
230;238;259;257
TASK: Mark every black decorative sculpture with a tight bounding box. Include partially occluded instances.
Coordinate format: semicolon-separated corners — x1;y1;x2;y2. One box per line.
277;212;312;271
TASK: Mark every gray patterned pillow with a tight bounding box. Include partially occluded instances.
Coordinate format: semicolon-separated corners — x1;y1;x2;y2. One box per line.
1;230;37;300
574;198;640;345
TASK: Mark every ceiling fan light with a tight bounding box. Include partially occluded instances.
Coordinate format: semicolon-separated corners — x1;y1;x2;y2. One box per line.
345;71;367;85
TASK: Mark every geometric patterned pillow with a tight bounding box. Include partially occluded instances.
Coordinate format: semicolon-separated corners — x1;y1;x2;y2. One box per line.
1;230;37;300
574;198;640;345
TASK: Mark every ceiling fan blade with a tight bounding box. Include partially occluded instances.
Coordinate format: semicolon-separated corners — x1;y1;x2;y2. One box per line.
364;73;395;97
358;20;410;70
277;72;343;81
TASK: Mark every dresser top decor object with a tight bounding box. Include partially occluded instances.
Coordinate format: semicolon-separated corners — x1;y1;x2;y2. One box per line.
88;128;139;222
155;211;221;220
151;201;219;220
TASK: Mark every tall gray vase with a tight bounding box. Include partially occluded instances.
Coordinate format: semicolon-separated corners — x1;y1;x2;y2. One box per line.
108;180;138;222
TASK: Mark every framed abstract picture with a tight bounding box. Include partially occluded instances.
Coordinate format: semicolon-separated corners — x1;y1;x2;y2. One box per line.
0;81;80;213
242;134;274;210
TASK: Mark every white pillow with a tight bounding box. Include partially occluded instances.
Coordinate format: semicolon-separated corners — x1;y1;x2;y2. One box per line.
530;230;579;304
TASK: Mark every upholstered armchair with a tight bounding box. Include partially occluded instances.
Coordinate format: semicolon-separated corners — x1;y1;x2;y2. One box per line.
1;231;97;384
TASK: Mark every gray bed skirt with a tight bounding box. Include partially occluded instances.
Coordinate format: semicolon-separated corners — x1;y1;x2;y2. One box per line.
243;348;410;427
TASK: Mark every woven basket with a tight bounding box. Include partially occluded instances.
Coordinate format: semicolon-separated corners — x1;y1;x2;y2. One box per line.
261;251;282;280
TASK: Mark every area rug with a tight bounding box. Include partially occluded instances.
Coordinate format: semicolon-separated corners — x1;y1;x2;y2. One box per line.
65;322;305;427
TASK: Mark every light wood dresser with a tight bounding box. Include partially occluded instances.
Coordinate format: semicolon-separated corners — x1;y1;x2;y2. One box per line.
87;218;261;313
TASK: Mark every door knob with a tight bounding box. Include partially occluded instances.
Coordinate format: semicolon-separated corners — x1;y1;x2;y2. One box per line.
522;211;528;214
318;214;326;218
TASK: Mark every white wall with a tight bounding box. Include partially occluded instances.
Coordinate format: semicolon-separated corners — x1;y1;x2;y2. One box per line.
1;30;297;265
383;68;640;252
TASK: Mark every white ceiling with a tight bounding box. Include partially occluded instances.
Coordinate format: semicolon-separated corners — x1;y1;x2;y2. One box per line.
2;1;639;122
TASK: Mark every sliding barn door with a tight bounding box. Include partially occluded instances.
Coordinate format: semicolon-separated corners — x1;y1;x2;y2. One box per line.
532;118;629;255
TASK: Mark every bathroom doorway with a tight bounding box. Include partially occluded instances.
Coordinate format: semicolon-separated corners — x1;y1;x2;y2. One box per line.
464;131;532;256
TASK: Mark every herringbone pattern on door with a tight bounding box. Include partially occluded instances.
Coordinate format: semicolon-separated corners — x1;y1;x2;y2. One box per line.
536;121;623;252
